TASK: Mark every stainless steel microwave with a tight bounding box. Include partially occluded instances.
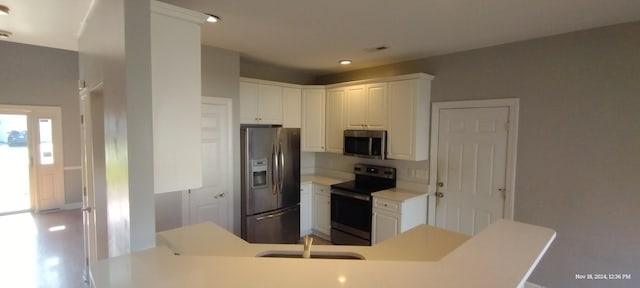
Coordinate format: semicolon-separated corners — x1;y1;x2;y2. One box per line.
343;130;386;159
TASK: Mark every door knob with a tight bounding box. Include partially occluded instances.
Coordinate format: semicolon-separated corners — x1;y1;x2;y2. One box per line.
435;192;444;198
437;182;444;187
81;207;92;213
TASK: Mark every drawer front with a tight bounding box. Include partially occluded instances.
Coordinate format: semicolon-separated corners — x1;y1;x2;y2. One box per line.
313;184;330;195
373;198;401;213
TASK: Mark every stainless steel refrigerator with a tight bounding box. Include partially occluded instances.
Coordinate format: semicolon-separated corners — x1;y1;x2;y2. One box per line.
241;127;300;244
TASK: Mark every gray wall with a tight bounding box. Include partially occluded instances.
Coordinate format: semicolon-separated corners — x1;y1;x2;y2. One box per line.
202;46;241;235
316;22;640;288
240;57;317;84
79;0;156;256
0;41;82;204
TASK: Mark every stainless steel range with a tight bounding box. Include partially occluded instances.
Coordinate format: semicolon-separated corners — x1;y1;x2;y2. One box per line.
330;164;396;246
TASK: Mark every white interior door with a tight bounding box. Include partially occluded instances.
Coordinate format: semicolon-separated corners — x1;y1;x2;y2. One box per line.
431;100;518;235
188;97;233;231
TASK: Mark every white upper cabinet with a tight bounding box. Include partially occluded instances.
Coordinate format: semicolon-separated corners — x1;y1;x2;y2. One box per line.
325;87;345;153
345;83;388;130
282;87;302;128
386;76;432;161
239;81;283;124
301;87;326;152
150;2;205;193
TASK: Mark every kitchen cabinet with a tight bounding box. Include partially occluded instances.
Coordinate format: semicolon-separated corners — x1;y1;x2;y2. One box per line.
282;87;302;128
386;76;432;161
300;183;313;237
372;193;427;245
345;83;388;130
150;2;205;193
325;87;345;153
301;87;326;152
312;184;331;238
239;81;283;124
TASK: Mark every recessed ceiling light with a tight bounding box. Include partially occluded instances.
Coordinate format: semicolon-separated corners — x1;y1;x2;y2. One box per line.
339;60;352;65
0;30;12;39
206;14;220;23
0;5;9;16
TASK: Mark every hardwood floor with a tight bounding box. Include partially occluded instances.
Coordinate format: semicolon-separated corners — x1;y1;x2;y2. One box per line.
0;209;87;288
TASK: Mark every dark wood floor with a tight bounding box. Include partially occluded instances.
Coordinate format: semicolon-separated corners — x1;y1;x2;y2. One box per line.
0;209;87;288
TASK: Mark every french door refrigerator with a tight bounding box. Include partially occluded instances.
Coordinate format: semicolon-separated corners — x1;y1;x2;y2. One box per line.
241;127;300;244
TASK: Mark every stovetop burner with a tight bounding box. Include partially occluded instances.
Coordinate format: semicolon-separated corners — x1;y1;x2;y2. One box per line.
330;164;396;195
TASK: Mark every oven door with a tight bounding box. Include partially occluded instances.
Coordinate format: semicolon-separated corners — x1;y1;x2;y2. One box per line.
330;190;372;244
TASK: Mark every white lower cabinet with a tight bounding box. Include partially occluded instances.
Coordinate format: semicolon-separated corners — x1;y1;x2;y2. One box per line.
372;211;400;244
311;184;331;238
372;194;427;245
300;183;313;236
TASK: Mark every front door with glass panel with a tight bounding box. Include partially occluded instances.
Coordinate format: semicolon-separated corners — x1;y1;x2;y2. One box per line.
0;105;65;213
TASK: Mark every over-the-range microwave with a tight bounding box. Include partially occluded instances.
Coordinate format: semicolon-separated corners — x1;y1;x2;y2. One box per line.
343;130;387;160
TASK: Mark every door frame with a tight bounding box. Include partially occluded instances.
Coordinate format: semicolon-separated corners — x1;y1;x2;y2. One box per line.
80;82;110;283
0;104;65;213
182;96;234;227
428;98;519;224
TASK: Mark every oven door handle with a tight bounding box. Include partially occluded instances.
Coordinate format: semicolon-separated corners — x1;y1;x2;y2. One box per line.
331;190;371;201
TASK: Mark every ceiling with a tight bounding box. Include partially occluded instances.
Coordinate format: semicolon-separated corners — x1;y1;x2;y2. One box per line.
1;0;639;74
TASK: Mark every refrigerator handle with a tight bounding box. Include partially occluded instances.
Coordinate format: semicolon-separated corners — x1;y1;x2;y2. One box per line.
272;144;278;195
279;142;285;194
255;206;297;221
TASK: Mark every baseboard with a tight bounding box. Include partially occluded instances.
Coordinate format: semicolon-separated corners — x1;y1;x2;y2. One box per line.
63;202;83;210
524;281;545;288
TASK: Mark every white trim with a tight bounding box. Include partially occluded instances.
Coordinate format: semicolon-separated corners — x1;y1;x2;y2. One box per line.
151;0;207;25
325;73;434;89
181;189;190;226
428;98;519;221
239;77;309;89
64;166;82;171
523;281;546;288
64;202;83;210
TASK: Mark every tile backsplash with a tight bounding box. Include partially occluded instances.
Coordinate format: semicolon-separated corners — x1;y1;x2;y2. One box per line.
302;152;430;192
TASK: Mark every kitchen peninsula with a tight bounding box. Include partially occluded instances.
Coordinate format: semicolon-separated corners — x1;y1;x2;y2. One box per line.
91;220;555;287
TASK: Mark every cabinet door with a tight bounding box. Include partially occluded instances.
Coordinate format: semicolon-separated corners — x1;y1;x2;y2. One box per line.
239;82;260;124
372;210;400;245
257;84;283;124
345;85;367;129
282;87;302;128
365;83;387;129
386;79;430;161
325;88;345;153
312;185;331;236
302;88;326;152
300;183;313;236
387;80;415;160
151;7;203;193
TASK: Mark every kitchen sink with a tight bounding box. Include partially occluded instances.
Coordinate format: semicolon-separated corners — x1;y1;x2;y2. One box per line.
256;250;365;260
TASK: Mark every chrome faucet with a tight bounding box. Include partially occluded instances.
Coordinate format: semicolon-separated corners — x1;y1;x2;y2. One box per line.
302;235;314;258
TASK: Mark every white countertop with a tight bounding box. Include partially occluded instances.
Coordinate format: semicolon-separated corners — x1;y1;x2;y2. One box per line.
92;220;555;287
301;175;344;186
